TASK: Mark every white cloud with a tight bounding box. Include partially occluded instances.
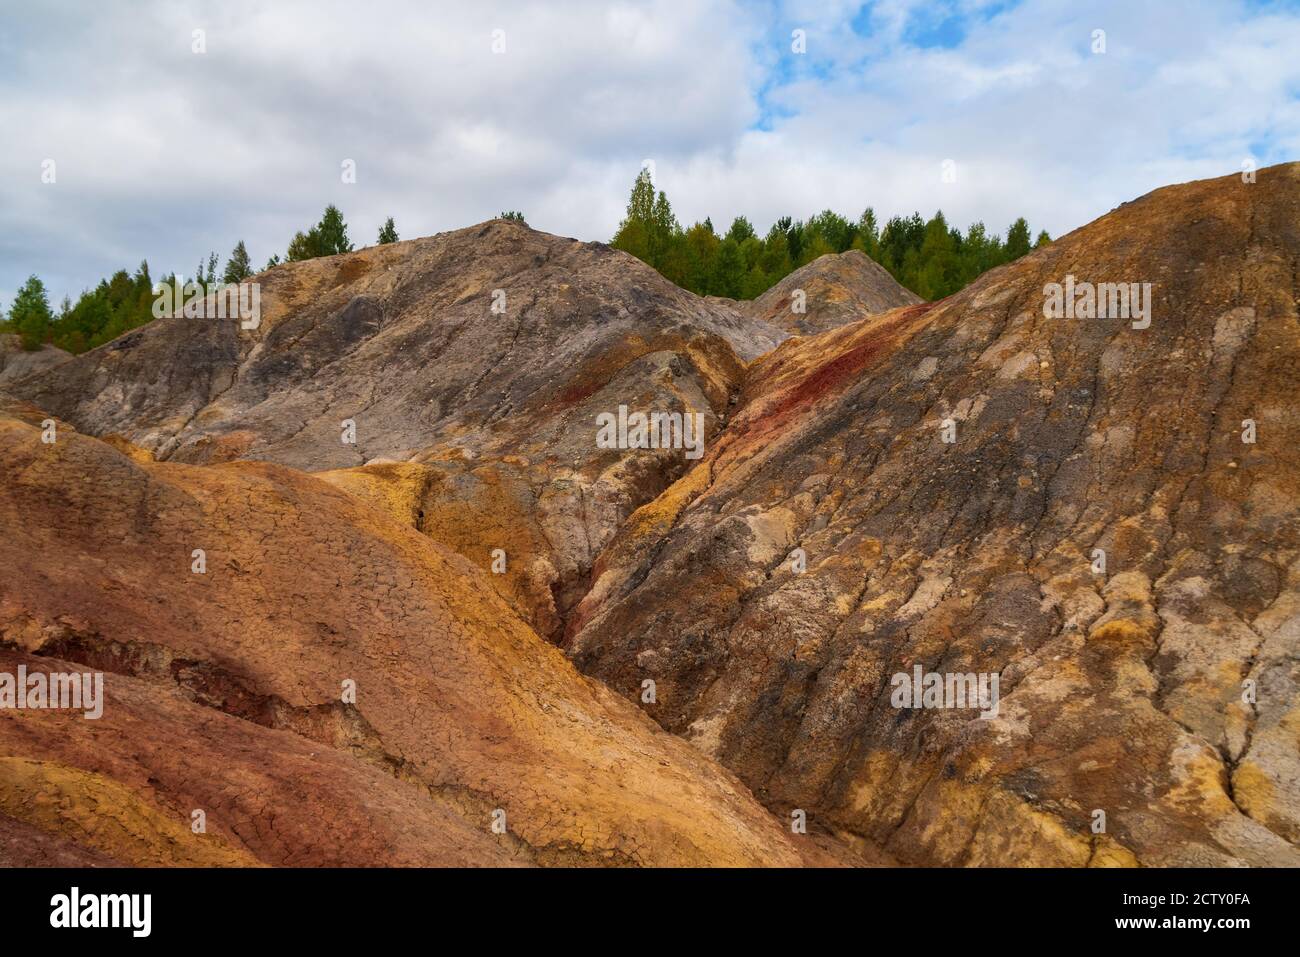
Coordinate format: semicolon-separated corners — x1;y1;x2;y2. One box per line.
0;0;1296;305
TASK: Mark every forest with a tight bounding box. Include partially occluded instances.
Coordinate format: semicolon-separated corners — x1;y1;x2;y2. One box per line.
609;169;1050;301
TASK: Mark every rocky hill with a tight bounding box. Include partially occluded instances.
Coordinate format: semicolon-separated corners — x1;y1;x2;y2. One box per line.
5;222;785;639
568;164;1300;866
8;221;784;468
736;249;922;337
3;165;1298;868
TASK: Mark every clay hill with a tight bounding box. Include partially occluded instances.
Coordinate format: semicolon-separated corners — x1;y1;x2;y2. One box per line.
0;401;842;867
570;164;1300;866
736;249;922;337
3;164;1299;867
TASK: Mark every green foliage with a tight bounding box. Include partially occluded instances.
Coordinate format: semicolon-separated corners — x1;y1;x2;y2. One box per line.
799;232;835;267
498;211;526;223
195;252;218;288
803;210;853;262
725;216;756;244
1005;217;1032;259
9;275;55;350
610;169;663;266
713;238;746;298
852;208;881;261
12;188;1054;363
4;206;401;356
316;205;353;256
287;205;354;262
682;221;720;293
222;241;253;284
9;262;161;354
608;171;1047;302
286;229;320;262
759;223;793;278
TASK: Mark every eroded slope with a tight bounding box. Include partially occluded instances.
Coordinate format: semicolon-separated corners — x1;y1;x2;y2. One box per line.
0;415;822;867
569;164;1300;866
6;222;784;639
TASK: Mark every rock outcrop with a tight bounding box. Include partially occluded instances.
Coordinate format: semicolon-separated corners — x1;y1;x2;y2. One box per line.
0;414;827;866
568;164;1300;866
0;335;69;388
5;222;784;639
9;223;783;467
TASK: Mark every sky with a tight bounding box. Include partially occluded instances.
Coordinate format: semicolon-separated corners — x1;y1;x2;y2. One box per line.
2;0;1299;306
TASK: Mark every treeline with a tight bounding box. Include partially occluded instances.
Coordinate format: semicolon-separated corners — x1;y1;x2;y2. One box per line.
610;169;1050;301
5;176;1044;356
2;206;401;354
3;266;160;354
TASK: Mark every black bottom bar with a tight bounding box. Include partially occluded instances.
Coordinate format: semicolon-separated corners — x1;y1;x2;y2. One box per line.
0;866;1277;943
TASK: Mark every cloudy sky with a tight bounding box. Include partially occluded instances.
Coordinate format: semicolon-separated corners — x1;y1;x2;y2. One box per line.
2;0;1299;306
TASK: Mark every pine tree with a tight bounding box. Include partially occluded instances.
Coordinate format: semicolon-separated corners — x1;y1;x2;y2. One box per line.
713;238;746;298
1034;230;1052;248
725;216;756;244
799;233;834;267
284;206;352;261
916;212;959;299
657;233;692;289
759;224;793;278
223;241;253;284
628;170;655;224
650;190;679;270
377;217;399;244
958;222;992;285
806;210;853;254
611;169;657;264
784;218;805;263
611;218;651;264
684;222;721;294
740;264;769;299
286;229;322;262
852;208;881;261
1005;217;1032;259
315;205;353;256
10;275;54;351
